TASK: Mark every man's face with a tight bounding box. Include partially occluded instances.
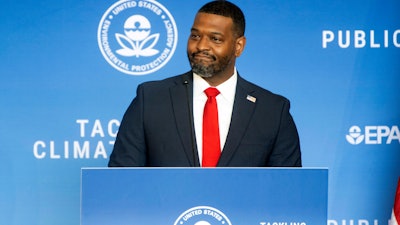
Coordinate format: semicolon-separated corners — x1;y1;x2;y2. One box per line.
187;12;239;78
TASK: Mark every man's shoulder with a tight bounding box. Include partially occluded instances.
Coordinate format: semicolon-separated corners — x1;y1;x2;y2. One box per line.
238;76;289;103
139;72;190;89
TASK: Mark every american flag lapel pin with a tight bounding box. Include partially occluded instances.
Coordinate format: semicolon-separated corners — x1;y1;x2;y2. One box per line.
246;95;256;103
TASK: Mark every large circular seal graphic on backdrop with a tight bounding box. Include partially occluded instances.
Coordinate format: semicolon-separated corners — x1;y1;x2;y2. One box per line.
98;0;178;75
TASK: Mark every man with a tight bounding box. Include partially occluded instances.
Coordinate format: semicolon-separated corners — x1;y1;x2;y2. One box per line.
108;0;301;167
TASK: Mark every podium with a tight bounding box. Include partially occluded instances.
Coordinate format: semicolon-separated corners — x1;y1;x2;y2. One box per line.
81;168;328;225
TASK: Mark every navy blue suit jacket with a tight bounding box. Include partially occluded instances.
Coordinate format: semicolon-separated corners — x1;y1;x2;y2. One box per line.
108;72;301;167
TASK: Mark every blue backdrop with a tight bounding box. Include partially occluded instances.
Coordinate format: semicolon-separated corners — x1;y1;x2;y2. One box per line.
1;0;399;224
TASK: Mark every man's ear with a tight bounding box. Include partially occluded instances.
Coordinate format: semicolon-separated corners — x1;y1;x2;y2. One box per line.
235;36;246;57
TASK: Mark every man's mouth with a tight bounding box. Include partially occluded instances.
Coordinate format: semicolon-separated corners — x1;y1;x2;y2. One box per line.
192;52;216;61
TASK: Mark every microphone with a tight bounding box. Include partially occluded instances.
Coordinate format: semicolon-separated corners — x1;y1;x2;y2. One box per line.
183;75;198;167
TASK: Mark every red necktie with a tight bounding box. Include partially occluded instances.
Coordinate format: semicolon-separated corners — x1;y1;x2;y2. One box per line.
202;87;221;167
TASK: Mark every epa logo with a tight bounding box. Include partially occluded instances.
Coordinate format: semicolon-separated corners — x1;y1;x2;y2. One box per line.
346;126;365;145
174;206;232;225
116;15;159;57
346;125;400;145
98;0;178;75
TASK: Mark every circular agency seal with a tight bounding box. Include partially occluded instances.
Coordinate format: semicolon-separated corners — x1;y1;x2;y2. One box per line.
98;0;178;76
174;206;232;225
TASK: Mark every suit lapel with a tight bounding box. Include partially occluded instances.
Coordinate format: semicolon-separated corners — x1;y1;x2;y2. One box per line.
217;77;256;166
170;72;200;167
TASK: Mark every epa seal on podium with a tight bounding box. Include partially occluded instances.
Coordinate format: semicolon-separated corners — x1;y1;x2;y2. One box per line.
174;206;232;225
98;0;178;76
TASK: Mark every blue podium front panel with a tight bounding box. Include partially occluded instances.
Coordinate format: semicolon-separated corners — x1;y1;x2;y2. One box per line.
81;168;328;225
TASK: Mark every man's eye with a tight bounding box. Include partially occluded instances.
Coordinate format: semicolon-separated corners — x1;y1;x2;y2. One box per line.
190;34;200;39
211;37;221;42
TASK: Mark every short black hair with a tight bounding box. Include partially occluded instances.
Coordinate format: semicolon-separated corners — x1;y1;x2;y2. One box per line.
198;0;245;37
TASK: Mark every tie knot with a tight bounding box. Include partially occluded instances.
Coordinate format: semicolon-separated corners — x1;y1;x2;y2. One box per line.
204;87;220;98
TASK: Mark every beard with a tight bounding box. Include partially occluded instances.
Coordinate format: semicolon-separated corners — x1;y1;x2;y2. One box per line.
188;51;233;78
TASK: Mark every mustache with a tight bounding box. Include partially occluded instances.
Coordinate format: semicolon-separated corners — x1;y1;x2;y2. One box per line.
191;51;217;61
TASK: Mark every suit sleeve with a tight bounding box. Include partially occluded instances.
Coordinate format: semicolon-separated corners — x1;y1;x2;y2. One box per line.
108;84;147;167
267;99;302;167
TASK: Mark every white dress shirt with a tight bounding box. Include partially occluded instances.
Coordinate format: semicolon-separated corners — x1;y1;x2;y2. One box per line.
193;70;237;165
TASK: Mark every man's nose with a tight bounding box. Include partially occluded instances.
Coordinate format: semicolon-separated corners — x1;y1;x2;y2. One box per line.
196;37;210;51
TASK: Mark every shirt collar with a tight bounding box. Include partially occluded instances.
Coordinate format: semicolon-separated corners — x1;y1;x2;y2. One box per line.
193;68;237;103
